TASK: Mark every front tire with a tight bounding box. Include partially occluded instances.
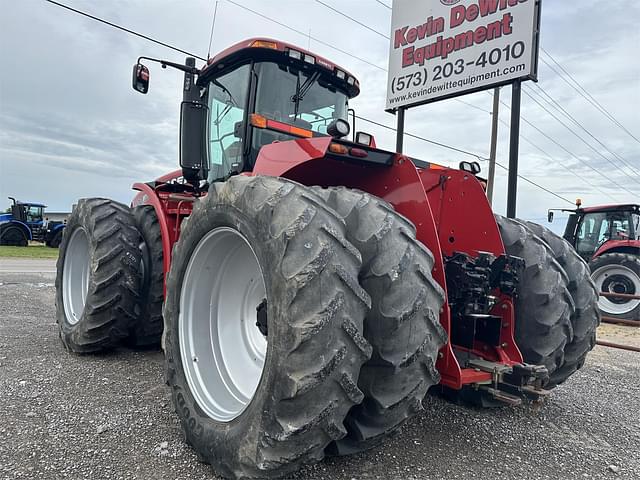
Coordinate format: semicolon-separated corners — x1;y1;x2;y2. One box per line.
164;176;372;479
590;252;640;321
496;216;574;377
0;225;28;246
55;198;142;353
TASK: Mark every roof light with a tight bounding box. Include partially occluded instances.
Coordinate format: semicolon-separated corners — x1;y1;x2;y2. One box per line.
335;69;346;80
251;40;278;50
288;49;303;60
303;54;316;65
347;76;356;86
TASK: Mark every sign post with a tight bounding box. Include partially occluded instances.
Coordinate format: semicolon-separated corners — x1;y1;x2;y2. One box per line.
507;80;521;218
386;0;541;214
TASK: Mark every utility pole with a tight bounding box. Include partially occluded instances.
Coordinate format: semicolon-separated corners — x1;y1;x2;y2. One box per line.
487;87;500;205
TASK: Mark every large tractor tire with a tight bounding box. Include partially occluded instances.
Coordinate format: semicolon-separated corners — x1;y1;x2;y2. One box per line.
312;187;446;456
163;176;372;479
129;205;164;347
523;221;600;387
0;224;28;246
496;216;574;378
590;252;640;321
55;198;143;353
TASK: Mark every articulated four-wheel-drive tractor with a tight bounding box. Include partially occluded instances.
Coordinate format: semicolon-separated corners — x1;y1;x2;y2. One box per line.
0;197;65;247
548;202;640;320
54;39;600;479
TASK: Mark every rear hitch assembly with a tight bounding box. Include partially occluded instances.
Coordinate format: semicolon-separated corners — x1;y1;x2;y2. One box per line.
468;358;550;405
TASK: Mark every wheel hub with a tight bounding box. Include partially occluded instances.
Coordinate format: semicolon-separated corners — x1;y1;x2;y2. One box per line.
179;227;267;422
592;264;640;316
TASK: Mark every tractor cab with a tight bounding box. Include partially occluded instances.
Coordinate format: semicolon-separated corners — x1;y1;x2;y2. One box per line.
8;198;45;228
133;39;366;186
556;203;640;261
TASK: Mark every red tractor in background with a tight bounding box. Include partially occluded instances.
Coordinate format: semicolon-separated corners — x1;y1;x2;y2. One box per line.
54;38;599;479
549;202;640;321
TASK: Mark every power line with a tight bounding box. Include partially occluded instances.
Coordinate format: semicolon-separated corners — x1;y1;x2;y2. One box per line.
492;92;637;197
528;83;639;176
42;0;575;206
314;1;388;39
497;118;619;202
225;0;386;72
522;87;640;188
539;48;640;145
492;161;574;206
43;0;206;61
356;115;488;160
374;0;392;9
356;114;573;205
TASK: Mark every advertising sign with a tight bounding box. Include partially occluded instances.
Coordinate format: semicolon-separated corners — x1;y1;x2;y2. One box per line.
386;0;540;110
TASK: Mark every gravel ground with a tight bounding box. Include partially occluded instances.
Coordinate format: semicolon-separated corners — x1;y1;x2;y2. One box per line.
0;269;639;480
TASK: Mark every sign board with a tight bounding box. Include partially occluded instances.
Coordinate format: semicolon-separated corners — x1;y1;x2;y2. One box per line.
386;0;540;110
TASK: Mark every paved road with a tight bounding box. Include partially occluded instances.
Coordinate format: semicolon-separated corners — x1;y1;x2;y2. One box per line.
0;258;57;274
0;266;639;479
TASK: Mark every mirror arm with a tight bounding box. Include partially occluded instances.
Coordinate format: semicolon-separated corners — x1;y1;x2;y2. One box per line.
137;56;199;75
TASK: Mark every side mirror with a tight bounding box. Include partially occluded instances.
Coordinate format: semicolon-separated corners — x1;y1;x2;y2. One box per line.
132;63;150;94
547;211;554;223
180;101;208;184
459;161;481;175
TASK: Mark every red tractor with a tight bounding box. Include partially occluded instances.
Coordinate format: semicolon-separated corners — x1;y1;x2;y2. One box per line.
54;39;599;479
549;202;640;320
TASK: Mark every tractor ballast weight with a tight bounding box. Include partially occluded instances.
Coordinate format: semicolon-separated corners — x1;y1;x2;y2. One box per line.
55;38;598;478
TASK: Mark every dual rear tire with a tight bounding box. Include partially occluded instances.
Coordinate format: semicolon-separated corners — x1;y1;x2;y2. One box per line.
55;178;445;478
497;216;600;388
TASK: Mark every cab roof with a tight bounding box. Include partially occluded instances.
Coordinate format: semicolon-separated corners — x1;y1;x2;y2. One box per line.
580;204;639;214
16;201;46;208
199;37;360;98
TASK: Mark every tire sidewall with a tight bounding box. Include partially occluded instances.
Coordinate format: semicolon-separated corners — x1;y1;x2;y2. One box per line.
55;205;95;338
164;202;292;475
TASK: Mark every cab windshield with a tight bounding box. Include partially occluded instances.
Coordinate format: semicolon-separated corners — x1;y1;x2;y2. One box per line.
206;61;349;182
255;62;348;134
575;211;634;257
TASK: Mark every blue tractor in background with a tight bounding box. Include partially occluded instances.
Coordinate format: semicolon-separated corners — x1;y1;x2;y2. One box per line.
0;197;65;247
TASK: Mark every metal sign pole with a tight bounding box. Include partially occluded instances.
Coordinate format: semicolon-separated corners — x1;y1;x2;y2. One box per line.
487;87;500;205
506;80;522;219
396;107;405;154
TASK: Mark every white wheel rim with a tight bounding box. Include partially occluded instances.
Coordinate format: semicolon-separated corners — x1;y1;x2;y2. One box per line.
592;264;640;316
62;228;91;325
179;227;267;422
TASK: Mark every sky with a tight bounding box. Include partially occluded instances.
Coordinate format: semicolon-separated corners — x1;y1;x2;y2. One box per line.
0;0;638;232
